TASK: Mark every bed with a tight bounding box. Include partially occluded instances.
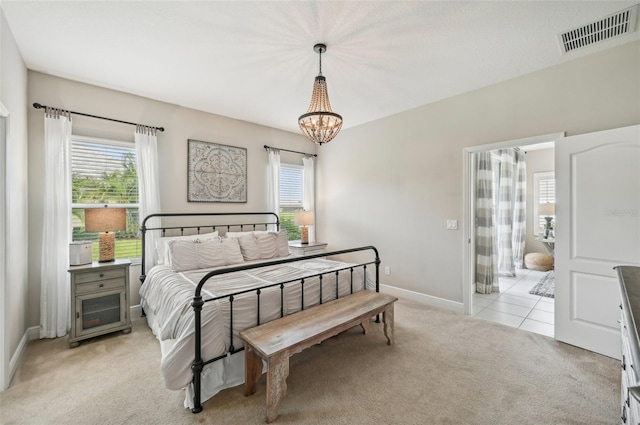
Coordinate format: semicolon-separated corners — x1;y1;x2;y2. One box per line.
138;212;380;412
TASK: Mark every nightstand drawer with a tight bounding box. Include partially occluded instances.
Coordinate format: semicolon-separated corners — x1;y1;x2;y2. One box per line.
75;277;125;294
74;268;126;284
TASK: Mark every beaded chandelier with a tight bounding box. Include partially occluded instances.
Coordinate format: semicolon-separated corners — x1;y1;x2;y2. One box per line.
298;44;343;145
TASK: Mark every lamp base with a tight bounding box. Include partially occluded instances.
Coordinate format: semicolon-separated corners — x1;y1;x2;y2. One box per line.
544;216;553;239
300;226;309;244
98;232;116;262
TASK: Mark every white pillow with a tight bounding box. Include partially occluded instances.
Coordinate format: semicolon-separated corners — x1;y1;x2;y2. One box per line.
237;231;289;261
219;237;245;265
274;230;289;258
166;240;199;272
196;237;244;268
167;237;246;271
237;234;261;261
155;231;218;265
225;230;268;238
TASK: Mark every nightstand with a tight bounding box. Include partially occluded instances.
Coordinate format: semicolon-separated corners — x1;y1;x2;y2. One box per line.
68;259;131;348
288;241;328;256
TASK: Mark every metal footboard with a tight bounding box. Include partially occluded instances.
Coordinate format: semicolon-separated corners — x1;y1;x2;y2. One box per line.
190;246;380;413
138;212;379;414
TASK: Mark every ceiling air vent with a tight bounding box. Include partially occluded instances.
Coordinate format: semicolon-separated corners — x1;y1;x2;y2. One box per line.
557;5;639;54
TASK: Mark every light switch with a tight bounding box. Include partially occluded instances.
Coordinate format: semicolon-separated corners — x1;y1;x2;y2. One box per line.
447;220;458;230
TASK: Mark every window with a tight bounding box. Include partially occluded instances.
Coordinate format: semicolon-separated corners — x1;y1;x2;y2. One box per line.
533;171;555;235
71;136;141;260
279;164;303;240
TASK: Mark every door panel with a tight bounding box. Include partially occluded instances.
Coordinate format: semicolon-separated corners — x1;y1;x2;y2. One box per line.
572;144;640;263
556;125;640;359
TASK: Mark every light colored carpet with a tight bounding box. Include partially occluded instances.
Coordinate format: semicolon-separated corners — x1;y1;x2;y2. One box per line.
0;299;619;425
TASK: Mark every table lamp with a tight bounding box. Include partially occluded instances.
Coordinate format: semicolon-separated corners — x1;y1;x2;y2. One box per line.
85;207;126;262
538;202;555;239
295;210;314;244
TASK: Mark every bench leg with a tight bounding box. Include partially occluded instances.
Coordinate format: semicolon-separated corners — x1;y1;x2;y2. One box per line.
244;345;262;396
360;318;370;335
266;350;289;423
383;303;394;345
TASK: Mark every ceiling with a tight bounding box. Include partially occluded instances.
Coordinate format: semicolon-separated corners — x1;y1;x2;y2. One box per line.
2;1;639;134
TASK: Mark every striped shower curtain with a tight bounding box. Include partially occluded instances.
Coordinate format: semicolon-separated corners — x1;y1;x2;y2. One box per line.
512;151;526;269
475;151;499;294
496;149;526;276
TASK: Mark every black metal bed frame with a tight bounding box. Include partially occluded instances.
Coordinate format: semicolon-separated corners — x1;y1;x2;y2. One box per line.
140;212;380;414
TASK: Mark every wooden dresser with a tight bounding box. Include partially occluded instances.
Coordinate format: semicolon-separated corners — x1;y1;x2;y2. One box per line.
616;266;640;424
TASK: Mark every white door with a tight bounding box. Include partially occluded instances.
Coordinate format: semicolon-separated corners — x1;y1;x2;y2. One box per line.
555;125;640;359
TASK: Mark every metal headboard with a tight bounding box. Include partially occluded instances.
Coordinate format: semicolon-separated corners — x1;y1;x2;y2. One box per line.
139;212;280;282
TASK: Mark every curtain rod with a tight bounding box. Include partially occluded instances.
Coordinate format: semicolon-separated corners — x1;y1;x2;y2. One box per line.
263;144;317;157
32;103;165;132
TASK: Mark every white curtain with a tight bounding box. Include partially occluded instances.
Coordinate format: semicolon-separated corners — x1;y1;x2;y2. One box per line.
40;108;72;338
475;151;499;294
302;155;315;243
135;126;161;274
267;148;280;230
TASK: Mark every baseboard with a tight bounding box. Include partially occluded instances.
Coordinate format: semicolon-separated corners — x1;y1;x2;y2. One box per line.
6;326;39;389
380;284;464;314
130;304;142;318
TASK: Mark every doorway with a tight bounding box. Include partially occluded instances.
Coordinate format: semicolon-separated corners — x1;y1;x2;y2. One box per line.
462;133;562;338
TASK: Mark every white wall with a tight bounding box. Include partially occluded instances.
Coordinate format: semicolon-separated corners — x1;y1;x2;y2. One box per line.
0;8;29;387
524;148;554;256
27;71;313;327
18;33;640;336
317;41;640;304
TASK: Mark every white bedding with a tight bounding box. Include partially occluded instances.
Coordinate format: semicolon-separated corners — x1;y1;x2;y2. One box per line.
140;256;375;406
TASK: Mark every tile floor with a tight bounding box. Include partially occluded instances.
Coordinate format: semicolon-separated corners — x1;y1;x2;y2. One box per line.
472;268;554;338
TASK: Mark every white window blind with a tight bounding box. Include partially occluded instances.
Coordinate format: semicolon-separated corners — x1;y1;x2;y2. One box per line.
71;136;141;259
533;171;555;235
279;164;304;240
279;165;303;210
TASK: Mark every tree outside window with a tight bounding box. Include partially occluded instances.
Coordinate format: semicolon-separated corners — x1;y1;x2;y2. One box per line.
71;136;141;260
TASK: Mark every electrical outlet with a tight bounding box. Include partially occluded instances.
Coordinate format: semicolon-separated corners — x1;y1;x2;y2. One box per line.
384;266;390;276
447;219;458;230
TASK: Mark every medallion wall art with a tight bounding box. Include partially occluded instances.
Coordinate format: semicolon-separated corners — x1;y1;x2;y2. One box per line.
187;139;247;203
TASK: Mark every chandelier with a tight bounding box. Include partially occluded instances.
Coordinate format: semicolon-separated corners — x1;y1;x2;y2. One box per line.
298;43;343;145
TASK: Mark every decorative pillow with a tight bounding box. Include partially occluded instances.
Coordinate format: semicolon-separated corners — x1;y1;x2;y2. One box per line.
219;237;245;265
237;231;289;261
275;230;289;257
237;234;262;261
254;233;279;259
225;230;268;238
194;238;228;269
196;237;244;268
166;240;199;272
155;231;218;265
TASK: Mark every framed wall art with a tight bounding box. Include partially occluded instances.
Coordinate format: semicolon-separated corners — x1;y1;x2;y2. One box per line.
187;139;247;203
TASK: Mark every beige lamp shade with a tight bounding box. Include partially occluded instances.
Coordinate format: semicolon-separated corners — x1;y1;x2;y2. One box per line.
295;211;315;226
85;207;126;232
538;203;555;216
85;207;126;262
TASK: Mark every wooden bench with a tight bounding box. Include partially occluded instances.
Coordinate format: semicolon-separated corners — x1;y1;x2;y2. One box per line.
239;290;398;423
